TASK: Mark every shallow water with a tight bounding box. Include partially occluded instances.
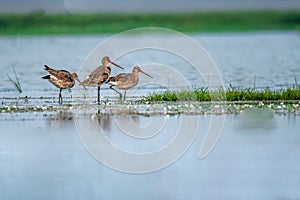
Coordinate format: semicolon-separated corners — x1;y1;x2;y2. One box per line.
1;31;300;102
1;31;300;198
0;111;300;199
2;0;300;13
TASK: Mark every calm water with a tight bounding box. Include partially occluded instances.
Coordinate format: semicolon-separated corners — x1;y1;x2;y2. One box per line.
2;0;300;13
1;31;300;199
0;31;300;101
0;111;300;199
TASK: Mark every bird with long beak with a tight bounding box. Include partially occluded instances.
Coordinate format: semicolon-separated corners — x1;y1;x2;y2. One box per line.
106;66;153;100
41;65;82;104
80;56;124;104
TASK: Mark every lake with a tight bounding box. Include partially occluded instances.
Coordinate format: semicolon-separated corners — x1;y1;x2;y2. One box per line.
0;111;300;199
1;31;300;102
0;31;300;199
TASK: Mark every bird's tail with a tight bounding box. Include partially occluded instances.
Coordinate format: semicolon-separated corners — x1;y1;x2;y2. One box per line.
43;65;52;71
105;76;114;83
41;75;50;79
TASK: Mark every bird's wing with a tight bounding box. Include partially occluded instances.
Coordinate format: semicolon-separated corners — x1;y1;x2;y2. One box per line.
44;65;73;81
81;66;108;86
107;73;125;82
117;74;131;82
107;73;130;84
53;70;73;82
89;66;106;78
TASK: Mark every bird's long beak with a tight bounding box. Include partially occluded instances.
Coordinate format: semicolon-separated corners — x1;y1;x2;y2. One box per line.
76;78;81;84
140;70;153;78
111;61;124;69
76;79;87;90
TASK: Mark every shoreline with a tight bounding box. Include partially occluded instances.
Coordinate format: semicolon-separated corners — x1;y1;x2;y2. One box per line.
1;100;300;115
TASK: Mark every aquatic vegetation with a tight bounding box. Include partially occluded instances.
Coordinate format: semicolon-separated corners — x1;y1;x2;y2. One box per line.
143;87;300;102
7;66;22;94
144;88;213;101
1;100;300;116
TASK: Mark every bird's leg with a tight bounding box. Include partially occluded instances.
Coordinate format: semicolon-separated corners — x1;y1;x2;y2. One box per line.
109;86;122;100
123;90;127;101
59;88;63;104
97;86;100;105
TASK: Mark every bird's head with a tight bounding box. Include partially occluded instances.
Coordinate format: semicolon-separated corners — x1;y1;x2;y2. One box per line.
102;56;124;69
133;66;153;78
72;73;81;83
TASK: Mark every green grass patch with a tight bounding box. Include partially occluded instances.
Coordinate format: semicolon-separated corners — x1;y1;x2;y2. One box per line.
0;10;299;35
143;87;300;102
7;66;22;93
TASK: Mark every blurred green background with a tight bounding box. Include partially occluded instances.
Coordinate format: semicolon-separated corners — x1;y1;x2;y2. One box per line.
0;0;299;35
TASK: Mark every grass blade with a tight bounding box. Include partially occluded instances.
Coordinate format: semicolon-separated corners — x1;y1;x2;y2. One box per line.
7;66;22;93
292;71;298;88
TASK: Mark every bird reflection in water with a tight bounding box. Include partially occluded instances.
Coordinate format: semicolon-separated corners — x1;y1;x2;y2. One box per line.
235;107;276;130
92;112;141;133
47;111;74;129
94;110;112;132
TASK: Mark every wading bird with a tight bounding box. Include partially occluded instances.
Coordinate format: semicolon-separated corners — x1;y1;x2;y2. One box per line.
80;56;124;104
41;65;81;104
106;66;153;100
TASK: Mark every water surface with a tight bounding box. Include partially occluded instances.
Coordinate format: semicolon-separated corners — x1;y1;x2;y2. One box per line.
1;31;300;199
0;112;299;199
1;31;299;103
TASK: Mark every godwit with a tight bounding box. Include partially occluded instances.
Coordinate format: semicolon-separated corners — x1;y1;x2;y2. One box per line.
106;66;153;100
80;56;124;104
41;65;81;104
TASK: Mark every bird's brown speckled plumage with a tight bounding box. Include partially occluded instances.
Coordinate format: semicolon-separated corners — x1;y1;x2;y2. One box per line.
80;56;124;104
41;65;81;104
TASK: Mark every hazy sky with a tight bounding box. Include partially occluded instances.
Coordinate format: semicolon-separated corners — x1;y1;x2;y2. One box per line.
1;0;300;13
